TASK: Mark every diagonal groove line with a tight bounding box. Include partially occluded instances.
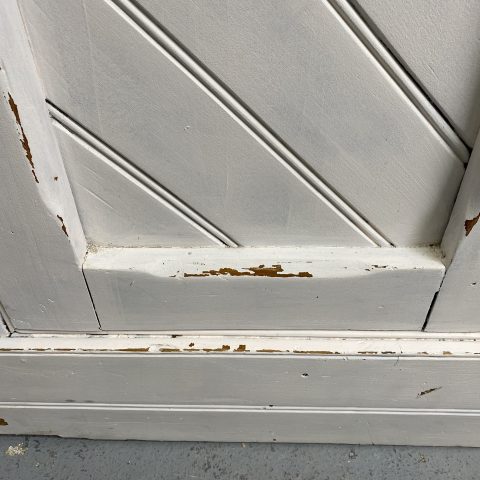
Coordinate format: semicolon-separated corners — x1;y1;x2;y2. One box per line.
109;0;391;247
48;103;239;248
328;0;470;163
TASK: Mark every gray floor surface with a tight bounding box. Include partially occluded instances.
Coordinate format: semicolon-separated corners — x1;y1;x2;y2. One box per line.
0;436;478;479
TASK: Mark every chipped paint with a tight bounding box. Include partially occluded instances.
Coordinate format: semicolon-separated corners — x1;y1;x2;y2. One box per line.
293;350;341;355
7;93;38;183
417;386;442;398
234;344;247;352
1;343;480;357
0;418;7;426
183;264;312;278
202;345;231;352
4;334;480;359
56;215;69;237
465;213;480;236
116;348;149;352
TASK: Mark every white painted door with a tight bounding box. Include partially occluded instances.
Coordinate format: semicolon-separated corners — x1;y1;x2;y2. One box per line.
1;0;475;333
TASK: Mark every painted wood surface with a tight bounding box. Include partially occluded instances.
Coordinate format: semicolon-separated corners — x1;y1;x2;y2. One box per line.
19;0;375;248
1;333;480;407
0;323;8;337
4;405;480;446
0;0;98;332
0;351;474;409
53;121;221;248
19;0;465;246
129;0;465;245
1;334;480;445
427;135;480;332
353;0;480;146
83;247;443;331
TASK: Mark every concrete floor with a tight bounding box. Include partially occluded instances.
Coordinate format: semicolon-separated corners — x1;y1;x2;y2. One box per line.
0;436;479;479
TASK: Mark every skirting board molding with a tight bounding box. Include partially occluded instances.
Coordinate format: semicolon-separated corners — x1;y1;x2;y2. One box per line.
1;333;480;446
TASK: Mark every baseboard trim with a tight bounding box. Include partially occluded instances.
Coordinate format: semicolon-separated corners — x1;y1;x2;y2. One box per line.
1;404;479;445
1;333;480;445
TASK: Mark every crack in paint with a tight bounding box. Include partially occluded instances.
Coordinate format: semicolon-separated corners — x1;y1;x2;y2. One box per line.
56;215;69;237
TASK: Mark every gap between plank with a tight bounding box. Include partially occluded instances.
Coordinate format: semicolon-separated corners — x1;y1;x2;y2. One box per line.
48;103;238;248
421;269;448;332
81;252;102;332
107;0;392;247
327;0;470;163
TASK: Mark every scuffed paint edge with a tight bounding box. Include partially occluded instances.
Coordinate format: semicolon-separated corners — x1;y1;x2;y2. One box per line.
2;334;480;357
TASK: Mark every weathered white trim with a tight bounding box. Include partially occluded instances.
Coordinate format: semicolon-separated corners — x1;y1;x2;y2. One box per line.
428;132;480;331
1;333;480;445
2;333;480;357
0;0;98;331
83;246;443;331
3;404;480;445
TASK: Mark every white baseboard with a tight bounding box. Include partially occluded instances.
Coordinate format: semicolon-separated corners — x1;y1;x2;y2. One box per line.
1;333;480;445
